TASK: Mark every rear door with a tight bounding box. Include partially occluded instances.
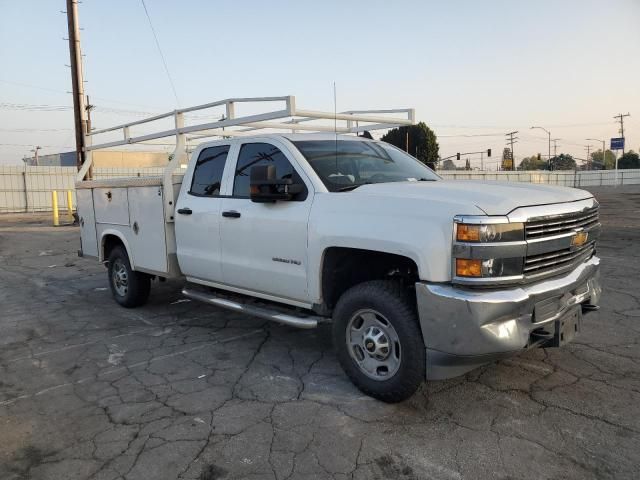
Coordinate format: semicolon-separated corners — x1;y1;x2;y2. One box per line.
219;140;313;304
175;143;233;282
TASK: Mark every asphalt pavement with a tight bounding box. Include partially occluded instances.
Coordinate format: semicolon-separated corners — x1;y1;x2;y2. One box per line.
0;186;639;480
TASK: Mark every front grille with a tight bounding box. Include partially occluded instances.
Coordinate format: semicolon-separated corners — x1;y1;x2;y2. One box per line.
523;205;599;280
524;241;595;278
525;206;599;239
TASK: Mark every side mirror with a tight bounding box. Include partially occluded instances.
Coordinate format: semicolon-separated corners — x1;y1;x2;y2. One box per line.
250;165;304;203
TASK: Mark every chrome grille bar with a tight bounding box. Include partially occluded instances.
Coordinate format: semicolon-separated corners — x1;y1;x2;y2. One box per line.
525;242;595;273
526;207;599;239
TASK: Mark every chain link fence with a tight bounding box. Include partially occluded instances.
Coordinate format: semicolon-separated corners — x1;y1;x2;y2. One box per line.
1;166;639;213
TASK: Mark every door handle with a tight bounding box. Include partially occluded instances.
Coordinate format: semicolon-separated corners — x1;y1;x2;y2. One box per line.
222;210;241;218
177;208;192;215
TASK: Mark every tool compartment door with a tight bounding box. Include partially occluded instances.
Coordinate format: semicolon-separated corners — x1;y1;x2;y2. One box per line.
93;187;130;225
127;186;168;273
76;188;98;257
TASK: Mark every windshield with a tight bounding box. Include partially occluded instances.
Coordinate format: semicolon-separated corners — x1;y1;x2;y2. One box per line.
292;139;439;192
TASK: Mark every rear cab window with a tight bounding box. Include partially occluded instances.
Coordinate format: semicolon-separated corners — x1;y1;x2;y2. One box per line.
189;145;230;197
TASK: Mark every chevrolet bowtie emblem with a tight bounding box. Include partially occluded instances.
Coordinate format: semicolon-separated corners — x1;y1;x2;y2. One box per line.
571;230;588;247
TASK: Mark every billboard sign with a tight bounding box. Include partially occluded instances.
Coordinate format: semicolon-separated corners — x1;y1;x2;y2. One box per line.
610;137;625;150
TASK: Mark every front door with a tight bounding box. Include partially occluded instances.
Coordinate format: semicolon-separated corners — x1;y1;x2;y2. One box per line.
220;141;312;304
175;144;232;282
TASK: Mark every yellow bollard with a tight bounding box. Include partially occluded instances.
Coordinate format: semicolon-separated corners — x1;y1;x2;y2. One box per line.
52;190;59;226
67;190;74;222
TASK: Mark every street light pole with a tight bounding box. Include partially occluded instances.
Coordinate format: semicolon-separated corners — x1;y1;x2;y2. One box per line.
30;146;41;166
531;126;551;170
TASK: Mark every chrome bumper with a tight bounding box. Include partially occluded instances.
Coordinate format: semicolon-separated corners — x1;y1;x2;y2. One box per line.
416;256;601;380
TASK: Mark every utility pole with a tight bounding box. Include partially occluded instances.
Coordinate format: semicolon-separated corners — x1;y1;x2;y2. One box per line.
613;113;630;155
551;138;561;157
66;0;88;173
505;131;518;171
585;145;592;169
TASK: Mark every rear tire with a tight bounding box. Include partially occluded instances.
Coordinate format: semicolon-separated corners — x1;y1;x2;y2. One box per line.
107;245;151;308
332;280;425;403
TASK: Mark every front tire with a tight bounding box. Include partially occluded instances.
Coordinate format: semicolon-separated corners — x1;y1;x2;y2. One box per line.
107;246;151;308
332;280;425;403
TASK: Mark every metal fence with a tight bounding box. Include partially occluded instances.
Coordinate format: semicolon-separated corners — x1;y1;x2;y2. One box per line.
0;166;168;213
437;169;640;187
1;166;639;213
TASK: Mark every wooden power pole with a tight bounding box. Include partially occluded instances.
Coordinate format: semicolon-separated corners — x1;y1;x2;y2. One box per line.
66;0;88;173
613;113;630;155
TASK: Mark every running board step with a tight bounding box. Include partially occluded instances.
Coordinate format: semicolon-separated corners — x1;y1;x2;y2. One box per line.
182;288;320;329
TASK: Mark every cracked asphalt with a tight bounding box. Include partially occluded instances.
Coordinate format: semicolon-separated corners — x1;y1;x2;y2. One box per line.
1;186;639;480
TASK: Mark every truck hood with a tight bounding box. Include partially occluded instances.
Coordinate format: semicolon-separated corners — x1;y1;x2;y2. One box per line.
351;180;593;216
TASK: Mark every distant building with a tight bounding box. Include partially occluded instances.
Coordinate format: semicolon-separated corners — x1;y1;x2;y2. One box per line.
25;150;169;168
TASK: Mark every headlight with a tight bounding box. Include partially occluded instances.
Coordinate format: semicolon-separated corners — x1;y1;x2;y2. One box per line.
456;222;524;243
453;217;525;284
455;257;524;278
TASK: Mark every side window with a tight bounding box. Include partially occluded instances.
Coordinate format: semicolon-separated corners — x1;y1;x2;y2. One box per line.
233;143;295;197
189;145;230;196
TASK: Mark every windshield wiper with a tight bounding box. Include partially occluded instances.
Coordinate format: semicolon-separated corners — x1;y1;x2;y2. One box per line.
418;178;436;181
336;182;373;192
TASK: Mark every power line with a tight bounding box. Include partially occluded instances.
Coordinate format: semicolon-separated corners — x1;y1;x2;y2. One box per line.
0;143;75;148
0;128;72;132
0;78;169;110
0;102;72;111
140;0;180;107
436;132;506;138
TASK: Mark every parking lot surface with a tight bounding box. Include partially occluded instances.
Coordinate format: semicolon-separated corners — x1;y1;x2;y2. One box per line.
1;186;639;480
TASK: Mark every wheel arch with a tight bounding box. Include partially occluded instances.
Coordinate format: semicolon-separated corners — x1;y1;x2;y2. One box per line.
317;246;420;314
100;230;135;268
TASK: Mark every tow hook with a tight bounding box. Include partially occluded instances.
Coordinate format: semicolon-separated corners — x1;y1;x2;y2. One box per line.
581;303;600;312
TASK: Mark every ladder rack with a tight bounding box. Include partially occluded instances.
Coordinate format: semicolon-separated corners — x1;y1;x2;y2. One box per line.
78;95;415;222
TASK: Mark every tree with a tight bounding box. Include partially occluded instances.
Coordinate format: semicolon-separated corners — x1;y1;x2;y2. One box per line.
519;154;546;170
618;150;640;169
441;159;456;170
549;153;577;170
589;149;616;170
380;122;439;169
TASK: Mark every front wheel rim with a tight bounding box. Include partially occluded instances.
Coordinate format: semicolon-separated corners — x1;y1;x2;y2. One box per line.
346;309;401;381
111;259;128;297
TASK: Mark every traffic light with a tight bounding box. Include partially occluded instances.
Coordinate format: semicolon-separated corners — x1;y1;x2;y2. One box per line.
487;149;491;157
537;153;541;161
456;153;460;161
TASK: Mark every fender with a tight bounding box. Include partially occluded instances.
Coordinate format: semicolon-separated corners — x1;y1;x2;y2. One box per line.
99;229;136;269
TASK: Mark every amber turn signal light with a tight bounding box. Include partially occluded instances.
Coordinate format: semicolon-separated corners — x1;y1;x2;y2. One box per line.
456;258;482;277
456;224;480;242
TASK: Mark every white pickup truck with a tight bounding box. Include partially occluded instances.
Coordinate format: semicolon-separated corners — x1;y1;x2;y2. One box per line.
76;97;602;402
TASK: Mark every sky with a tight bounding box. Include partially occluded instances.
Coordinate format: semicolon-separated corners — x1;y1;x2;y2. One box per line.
1;0;639;167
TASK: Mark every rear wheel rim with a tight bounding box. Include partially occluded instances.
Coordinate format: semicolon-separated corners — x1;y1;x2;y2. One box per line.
112;259;128;297
346;309;401;381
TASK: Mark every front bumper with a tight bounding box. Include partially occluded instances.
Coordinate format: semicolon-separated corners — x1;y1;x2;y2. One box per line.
416;256;601;380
